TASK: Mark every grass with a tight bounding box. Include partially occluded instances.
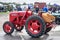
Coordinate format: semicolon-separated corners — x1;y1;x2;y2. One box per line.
0;11;9;14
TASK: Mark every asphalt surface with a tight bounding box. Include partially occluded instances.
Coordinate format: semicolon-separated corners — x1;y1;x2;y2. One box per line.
0;14;60;40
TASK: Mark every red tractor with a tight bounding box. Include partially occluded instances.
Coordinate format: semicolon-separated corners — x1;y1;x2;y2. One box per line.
3;11;55;38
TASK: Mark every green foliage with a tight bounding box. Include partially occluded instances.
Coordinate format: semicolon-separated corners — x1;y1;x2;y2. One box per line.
7;5;13;11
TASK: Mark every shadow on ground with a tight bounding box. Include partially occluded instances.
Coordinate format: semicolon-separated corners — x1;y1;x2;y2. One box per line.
3;31;50;40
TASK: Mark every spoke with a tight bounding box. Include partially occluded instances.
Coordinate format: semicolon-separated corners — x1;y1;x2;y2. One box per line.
28;20;41;34
30;21;33;23
30;28;33;31
33;29;35;32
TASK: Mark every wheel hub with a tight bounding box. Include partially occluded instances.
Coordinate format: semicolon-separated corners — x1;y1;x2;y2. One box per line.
4;24;11;32
32;22;39;30
28;20;41;34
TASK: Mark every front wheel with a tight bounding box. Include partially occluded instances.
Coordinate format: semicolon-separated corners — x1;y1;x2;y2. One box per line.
3;21;14;34
25;15;46;38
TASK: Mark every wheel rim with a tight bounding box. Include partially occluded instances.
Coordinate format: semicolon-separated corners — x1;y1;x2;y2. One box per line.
4;24;12;33
28;20;42;34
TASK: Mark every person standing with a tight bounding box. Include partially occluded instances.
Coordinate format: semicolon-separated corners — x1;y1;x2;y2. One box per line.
35;6;39;13
43;6;48;12
17;6;22;11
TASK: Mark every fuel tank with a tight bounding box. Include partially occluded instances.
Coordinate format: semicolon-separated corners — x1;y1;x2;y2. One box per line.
42;12;55;23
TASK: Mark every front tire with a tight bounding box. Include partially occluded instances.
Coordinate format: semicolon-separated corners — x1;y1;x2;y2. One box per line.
25;15;46;38
3;21;14;34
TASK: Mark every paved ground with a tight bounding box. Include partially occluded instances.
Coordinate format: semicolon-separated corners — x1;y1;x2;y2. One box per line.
0;14;60;40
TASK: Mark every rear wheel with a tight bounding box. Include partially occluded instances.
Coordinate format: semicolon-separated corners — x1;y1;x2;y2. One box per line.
3;21;14;34
25;15;46;38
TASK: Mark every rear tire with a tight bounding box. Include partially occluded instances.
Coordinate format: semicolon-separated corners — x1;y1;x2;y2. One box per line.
25;15;46;38
3;21;14;34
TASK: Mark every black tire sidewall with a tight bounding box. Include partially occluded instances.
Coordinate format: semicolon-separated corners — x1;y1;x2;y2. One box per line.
25;15;46;38
3;21;14;34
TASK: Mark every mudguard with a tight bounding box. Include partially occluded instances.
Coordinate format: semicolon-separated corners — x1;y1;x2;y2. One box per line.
42;12;55;23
